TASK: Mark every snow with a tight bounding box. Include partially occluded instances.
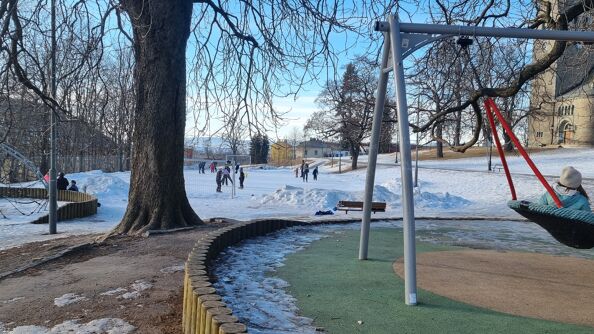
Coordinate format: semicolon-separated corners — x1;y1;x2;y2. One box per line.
119;280;152;300
1;147;593;250
159;264;185;273
1;297;24;304
98;280;153;300
100;288;128;296
212;226;329;334
53;293;87;307
0;318;135;334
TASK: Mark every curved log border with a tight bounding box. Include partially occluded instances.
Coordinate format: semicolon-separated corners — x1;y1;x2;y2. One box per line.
0;187;98;224
182;217;374;334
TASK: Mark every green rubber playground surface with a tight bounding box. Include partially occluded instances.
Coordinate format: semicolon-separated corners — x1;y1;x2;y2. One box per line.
276;228;593;334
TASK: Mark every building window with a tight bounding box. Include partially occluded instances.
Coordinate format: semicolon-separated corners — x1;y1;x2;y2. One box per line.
304;150;308;155
571;105;575;115
314;150;318;155
536;131;544;138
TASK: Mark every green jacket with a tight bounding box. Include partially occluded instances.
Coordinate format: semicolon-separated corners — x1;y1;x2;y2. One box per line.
538;190;591;212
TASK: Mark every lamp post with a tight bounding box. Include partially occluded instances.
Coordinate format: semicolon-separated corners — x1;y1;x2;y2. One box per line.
48;0;58;234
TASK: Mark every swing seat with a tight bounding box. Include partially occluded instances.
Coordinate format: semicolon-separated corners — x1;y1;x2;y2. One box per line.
508;200;594;249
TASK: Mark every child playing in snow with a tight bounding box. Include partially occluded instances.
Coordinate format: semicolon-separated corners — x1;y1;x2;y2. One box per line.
538;166;590;212
239;168;246;189
216;169;223;192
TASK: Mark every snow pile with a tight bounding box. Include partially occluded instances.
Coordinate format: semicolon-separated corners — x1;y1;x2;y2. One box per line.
259;185;354;210
53;293;87;307
0;318;135;334
74;171;129;198
415;191;471;209
371;184;400;203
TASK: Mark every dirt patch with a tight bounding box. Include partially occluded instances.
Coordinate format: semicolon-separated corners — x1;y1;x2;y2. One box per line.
393;250;594;327
0;234;99;278
0;222;229;333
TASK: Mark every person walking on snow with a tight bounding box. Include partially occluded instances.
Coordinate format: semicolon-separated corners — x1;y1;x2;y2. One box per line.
295;167;299;178
223;167;233;186
312;166;318;181
239;168;246;189
303;163;309;182
539;166;591;212
216;168;223;192
57;172;69;191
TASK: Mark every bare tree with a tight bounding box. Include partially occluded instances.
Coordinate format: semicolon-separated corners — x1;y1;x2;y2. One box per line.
409;0;594;153
307;58;390;169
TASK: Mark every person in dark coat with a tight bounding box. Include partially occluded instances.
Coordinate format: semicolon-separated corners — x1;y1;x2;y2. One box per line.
223;167;233;186
68;180;79;192
216;168;223;192
312;166;318;181
239;168;245;189
57;172;69;190
303;164;309;182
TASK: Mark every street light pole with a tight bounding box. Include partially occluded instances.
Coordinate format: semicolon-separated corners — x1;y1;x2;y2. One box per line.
49;0;58;234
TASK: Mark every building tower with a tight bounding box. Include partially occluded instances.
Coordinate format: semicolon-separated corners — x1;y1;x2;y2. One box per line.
529;1;594;146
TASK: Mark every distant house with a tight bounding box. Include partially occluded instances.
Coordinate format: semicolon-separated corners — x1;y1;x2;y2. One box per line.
270;140;293;163
184;147;197;159
295;139;341;159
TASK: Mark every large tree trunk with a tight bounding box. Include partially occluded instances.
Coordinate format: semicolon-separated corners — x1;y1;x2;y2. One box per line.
436;121;444;158
113;0;202;235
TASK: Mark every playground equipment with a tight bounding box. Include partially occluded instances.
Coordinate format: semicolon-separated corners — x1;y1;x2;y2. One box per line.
360;14;594;305
484;98;594;249
0;143;47;188
0;143;49;218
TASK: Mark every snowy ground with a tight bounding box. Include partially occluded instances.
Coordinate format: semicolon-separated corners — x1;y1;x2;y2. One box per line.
1;148;593;250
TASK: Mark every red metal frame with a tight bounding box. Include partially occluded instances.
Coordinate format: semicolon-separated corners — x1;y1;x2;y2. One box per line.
484;98;562;208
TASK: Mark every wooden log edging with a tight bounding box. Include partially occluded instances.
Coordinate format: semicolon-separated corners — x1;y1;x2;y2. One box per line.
0;187;98;224
183;217;373;334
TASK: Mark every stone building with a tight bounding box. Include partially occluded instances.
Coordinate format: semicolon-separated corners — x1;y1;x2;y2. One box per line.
528;3;594;147
294;139;341;159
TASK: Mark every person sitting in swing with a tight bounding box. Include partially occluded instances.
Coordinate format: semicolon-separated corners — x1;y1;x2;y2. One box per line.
538;166;591;212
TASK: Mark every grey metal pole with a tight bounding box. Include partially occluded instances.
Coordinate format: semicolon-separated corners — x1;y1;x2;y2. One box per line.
414;107;419;188
389;14;417;306
49;0;57;235
358;29;391;260
374;21;594;42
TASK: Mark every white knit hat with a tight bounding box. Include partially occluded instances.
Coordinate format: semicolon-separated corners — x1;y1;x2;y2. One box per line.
559;166;582;189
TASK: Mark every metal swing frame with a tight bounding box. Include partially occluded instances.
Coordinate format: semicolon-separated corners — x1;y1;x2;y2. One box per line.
359;14;594;305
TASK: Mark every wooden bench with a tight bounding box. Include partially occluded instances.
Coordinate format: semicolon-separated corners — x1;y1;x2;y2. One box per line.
336;200;386;214
492;164;504;172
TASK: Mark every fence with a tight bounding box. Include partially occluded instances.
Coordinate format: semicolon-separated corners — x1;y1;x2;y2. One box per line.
49;155;130;174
